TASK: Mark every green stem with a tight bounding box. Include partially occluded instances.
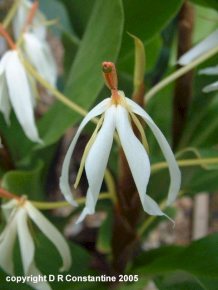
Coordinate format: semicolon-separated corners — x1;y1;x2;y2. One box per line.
105;169;118;204
145;45;218;102
3;0;21;29
151;157;218;173
32;192;110;210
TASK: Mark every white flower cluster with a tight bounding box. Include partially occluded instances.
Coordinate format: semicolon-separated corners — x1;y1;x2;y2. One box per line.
0;0;57;143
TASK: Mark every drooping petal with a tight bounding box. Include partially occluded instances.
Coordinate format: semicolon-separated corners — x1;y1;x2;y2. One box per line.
77;106;116;223
116;105;166;216
199;65;218;75
25;201;71;272
178;29;218;65
16;207;35;275
27;263;52;290
13;0;46;41
60;98;111;206
203;81;218;93
0;213;17;275
5;51;42;143
126;97;181;205
23;33;57;86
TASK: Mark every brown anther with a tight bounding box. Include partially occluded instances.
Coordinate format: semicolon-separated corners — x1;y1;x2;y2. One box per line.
0;25;16;50
102;61;118;91
0;188;20;201
23;0;39;32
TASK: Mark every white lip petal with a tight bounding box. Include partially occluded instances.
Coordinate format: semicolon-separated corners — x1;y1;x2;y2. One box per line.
199;65;218;75
5;51;42;143
16;208;35;275
23;33;57;86
202;81;218;93
60;98;111;206
127;98;181;205
25;201;72;272
178;29;218;65
77;106;116;223
116;105;164;216
0;214;17;275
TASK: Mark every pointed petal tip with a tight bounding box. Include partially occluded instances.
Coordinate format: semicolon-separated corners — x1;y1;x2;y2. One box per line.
75;207;93;224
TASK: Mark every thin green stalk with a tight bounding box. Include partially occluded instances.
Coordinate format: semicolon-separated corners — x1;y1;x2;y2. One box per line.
32;192;111;210
145;45;218;102
3;0;20;29
105;169;118;204
151;157;218;173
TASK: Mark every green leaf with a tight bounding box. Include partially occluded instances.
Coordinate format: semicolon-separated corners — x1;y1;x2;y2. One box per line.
39;0;73;36
96;210;113;254
132;233;218;278
37;0;124;147
190;0;218;10
118;0;183;73
1;161;44;200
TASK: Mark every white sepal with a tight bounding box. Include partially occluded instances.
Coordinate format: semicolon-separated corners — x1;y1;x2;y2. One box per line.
25;201;72;272
178;29;218;65
77;106;116;223
60;98;110;206
126;97;181;205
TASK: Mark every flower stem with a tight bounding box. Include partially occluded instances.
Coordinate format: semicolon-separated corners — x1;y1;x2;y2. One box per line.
2;0;21;29
145;45;218;102
104;169;118;204
19;55;97;122
31;192;111;210
151;157;218;173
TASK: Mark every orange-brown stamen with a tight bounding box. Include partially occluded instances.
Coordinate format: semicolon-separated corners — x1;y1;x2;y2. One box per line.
0;25;16;50
23;0;39;32
0;188;20;201
102;61;121;104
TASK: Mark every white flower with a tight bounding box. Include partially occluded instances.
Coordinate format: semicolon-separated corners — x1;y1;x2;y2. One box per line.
60;91;181;223
22;32;57;86
178;29;218;93
13;0;46;41
0;198;72;290
0;50;42;143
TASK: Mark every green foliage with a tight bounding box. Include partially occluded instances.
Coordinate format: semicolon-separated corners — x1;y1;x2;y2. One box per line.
191;0;218;10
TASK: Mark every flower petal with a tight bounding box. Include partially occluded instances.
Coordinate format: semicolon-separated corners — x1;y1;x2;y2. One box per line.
77;106;116;223
126;97;181;205
0;213;17;274
199;65;218;75
60;98;110;206
5;51;42;143
23;33;57;86
202;81;218;93
116;105;165;216
27;263;52;290
13;0;46;41
178;29;218;65
25;201;71;272
16;207;35;275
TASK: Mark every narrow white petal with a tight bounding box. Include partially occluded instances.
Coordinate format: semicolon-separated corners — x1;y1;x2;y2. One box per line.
0;214;17;274
77;106;116;223
16;207;35;275
23;33;57;86
199;65;218;75
116;105;165;216
5;51;42;143
178;29;218;65
27;263;52;290
25;201;71;272
126;98;181;205
60;98;111;206
203;81;218;93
